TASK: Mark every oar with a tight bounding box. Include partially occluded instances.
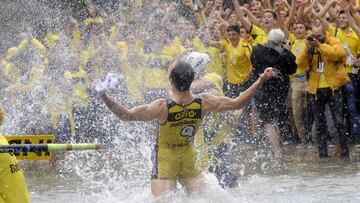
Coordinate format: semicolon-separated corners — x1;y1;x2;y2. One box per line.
0;143;101;153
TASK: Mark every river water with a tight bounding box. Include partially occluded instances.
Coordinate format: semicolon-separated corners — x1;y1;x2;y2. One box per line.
3;1;360;202
23;140;360;203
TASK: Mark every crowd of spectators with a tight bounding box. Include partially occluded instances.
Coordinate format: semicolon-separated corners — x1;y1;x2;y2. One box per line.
1;0;360;158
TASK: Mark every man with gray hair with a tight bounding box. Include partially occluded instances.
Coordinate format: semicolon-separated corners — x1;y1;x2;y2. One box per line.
250;29;297;158
268;29;285;48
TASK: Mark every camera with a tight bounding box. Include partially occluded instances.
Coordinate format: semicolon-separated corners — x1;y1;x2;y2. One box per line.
307;34;317;41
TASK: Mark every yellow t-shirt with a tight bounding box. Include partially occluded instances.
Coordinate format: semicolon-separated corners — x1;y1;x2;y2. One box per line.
2;38;46;83
115;41;128;61
327;25;360;73
118;40;147;102
190;36;206;52
64;68;89;107
289;33;308;81
220;39;252;84
250;24;268;46
161;36;186;60
46;85;75;135
0;107;3;124
71;29;81;54
143;54;170;89
44;33;60;48
79;44;95;70
83;17;104;27
204;46;225;78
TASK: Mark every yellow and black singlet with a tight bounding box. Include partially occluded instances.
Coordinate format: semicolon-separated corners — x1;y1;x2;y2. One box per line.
151;97;203;180
157;97;202;147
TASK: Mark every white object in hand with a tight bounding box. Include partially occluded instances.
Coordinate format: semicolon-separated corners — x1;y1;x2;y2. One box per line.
95;81;107;92
95;73;124;92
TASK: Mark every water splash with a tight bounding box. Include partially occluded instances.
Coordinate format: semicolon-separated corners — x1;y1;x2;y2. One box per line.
2;1;360;202
271;68;283;81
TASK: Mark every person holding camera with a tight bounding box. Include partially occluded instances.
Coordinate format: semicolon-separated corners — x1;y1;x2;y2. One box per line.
297;23;351;158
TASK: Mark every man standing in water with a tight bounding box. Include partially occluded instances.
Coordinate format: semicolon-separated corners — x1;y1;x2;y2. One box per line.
0;106;31;203
250;29;297;159
95;61;273;196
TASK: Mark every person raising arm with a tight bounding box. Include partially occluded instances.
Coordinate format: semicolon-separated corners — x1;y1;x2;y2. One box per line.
94;60;273;197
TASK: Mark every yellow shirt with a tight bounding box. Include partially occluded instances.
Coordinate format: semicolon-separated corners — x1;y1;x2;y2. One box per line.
79;44;95;70
83;17;104;27
11;64;45;93
189;36;207;52
46;85;75;135
297;36;349;94
115;41;128;61
249;24;268;46
327;25;360;73
44;33;60;48
204;46;225;78
220;39;252;84
64;68;89;107
71;29;81;54
0;107;3;124
318;73;329;88
290;33;308;81
118;40;147;102
2;38;46;83
143;53;170;89
161;36;186;61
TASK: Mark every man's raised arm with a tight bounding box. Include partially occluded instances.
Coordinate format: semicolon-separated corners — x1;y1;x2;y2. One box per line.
201;68;273;113
232;0;252;32
99;91;166;121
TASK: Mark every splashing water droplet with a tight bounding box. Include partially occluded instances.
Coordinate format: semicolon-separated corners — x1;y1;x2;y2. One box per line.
272;68;283;81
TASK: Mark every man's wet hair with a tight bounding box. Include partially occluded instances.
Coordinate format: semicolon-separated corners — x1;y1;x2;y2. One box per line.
227;24;240;34
170;61;195;92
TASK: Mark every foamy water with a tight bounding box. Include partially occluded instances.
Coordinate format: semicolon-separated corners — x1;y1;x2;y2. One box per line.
24;144;360;203
27;170;360;203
